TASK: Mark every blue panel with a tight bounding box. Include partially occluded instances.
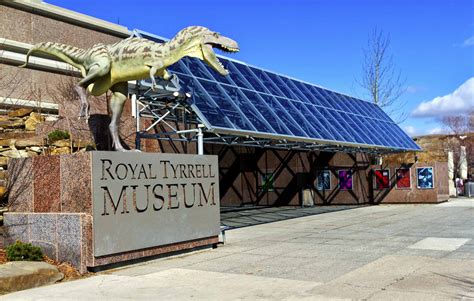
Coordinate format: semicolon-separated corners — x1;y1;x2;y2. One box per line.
179;75;232;128
180;58;215;80
310;86;335;109
258;93;308;137
276;97;323;139
282;78;312;104
166;49;419;150
197;79;255;131
326;90;352;113
292;81;324;107
353;116;385;146
249;67;286;97
225;62;254;90
219;85;276;134
318;108;353;142
168;60;191;75
337;112;367;144
291;102;333;140
265;72;300;100
241;89;293;136
230;63;268;93
201;58;235;85
304;105;346;141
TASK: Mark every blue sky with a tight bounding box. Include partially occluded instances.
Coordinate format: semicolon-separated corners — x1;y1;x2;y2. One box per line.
47;0;474;136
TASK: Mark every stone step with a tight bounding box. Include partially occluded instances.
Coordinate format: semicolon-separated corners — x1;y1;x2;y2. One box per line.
0;262;63;293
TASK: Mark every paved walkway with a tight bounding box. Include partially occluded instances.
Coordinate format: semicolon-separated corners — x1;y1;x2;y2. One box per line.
4;199;474;300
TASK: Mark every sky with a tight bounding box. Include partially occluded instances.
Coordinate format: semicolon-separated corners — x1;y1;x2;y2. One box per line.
47;0;474;136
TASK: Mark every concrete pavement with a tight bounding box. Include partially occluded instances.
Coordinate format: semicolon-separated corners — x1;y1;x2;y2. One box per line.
3;198;474;300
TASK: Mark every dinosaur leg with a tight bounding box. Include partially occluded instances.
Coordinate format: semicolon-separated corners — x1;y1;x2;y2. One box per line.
149;66;158;91
74;62;110;120
74;85;90;120
147;62;164;91
108;82;138;152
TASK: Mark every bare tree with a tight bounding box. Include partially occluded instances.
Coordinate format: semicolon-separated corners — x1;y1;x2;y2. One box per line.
358;28;406;122
441;112;474;191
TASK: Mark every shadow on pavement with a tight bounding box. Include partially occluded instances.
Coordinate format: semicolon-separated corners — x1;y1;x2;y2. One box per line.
221;205;368;229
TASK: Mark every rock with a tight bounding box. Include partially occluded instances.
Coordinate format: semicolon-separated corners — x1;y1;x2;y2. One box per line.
28;146;43;153
45;115;59;122
8;108;33;118
0;119;24;129
0;157;8;167
25;113;45;131
0;186;6;199
0;139;12;147
50;147;70;155
0;137;44;148
1;149;30;158
73;140;95;148
0;261;64;293
52;139;70;148
16;137;44;148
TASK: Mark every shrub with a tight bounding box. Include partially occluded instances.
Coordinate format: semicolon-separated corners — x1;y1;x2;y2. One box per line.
47;130;70;142
6;241;44;261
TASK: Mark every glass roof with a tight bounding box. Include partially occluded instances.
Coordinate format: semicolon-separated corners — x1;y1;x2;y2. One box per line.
137;30;421;152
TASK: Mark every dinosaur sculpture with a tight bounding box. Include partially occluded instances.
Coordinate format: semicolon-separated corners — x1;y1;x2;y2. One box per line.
20;26;239;151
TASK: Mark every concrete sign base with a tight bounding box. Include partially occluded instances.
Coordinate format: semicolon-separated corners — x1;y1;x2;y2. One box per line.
4;152;220;273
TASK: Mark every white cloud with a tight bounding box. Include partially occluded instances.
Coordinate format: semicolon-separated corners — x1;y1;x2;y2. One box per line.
411;77;474;118
403;125;417;136
406;85;425;94
463;36;474;47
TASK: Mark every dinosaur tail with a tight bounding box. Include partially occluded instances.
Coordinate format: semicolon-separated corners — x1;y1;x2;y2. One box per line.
19;42;87;74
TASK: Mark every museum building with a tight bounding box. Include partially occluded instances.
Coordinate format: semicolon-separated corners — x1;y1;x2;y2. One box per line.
0;0;449;208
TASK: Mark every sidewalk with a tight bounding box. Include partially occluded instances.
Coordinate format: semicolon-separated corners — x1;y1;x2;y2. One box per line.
3;198;474;300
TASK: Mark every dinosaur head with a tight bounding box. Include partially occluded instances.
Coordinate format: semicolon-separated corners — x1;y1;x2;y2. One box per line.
174;26;239;76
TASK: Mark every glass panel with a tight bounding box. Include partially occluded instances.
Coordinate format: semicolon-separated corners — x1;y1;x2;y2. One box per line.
180;58;214;80
265;72;300;100
225;62;254;89
281;78;311;103
241;90;293;136
337;112;367;144
220;85;275;133
201;58;235;85
310;86;336;109
249;67;286;97
349;97;370;117
277;98;323;139
259;93;308;137
337;94;360;115
372;120;399;147
290;79;319;105
327;90;351;112
178;74;232;128
375;106;392;122
344;113;374;144
384;122;409;147
291;101;333;140
304;104;345;141
231;63;268;93
356;116;388;146
198;79;255;131
318;108;352;142
168;60;191;75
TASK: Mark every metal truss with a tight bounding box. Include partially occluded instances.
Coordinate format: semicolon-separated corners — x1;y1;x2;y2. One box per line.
130;79;411;155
